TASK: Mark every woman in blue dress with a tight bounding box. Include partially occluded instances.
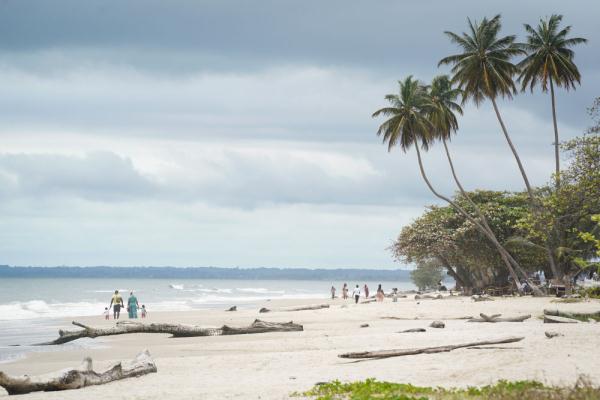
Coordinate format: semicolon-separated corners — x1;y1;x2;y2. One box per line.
127;291;139;318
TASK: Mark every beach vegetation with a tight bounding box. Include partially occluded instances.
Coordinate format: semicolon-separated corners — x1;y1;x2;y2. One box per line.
298;378;600;399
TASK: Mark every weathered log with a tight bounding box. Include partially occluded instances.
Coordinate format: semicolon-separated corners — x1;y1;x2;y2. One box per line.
360;323;369;328
361;299;377;304
285;304;330;311
36;319;303;346
338;336;524;360
543;315;579;324
543;309;600;321
399;328;426;333
430;321;445;328
467;313;531;323
414;294;442;300
0;350;156;395
226;306;237;312
545;331;563;338
471;295;494;302
259;307;271;313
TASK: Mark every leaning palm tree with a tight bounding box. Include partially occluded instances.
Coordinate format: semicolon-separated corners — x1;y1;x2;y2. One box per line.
439;15;561;280
426;75;537;291
518;14;587;187
373;76;526;291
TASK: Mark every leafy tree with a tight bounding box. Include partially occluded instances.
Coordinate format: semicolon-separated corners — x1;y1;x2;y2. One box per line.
517;15;587;186
410;260;444;291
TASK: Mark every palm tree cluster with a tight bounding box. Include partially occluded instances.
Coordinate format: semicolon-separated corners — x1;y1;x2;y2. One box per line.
373;14;586;291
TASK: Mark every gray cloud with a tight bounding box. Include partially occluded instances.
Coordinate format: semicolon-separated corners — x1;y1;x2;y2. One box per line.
0;0;597;266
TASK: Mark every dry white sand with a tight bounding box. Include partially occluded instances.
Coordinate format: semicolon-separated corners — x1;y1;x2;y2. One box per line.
1;295;600;399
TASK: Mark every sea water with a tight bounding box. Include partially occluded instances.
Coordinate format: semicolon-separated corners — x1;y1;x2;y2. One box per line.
0;278;415;362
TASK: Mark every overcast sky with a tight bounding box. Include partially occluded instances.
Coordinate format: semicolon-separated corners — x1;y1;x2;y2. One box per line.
0;0;597;268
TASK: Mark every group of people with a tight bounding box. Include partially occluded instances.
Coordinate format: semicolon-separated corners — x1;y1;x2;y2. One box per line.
331;283;396;304
104;290;147;320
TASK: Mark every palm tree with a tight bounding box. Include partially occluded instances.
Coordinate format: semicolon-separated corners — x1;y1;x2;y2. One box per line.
426;75;537;291
518;14;587;187
373;76;527;291
439;15;561;280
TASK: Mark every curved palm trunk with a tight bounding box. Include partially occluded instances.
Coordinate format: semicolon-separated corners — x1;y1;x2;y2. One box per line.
549;77;560;188
441;138;538;289
413;144;523;292
490;97;561;280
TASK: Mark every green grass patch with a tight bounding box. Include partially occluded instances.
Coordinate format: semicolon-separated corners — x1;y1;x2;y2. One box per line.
295;378;600;400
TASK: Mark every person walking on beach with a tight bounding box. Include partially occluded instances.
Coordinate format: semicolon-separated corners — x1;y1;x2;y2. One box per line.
363;284;370;299
109;290;124;320
127;291;139;319
330;285;336;299
342;283;348;300
376;284;384;302
352;285;361;304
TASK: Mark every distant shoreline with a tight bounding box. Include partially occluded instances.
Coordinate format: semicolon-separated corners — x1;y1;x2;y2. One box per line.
0;265;410;281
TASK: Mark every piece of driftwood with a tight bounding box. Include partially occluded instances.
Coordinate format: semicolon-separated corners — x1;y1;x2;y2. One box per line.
226;306;237;312
259;307;271;313
36;319;303;346
0;350;156;395
338;336;524;360
467;313;531;323
543;309;600;320
430;321;445;328
399;328;426;333
286;304;330;311
414;294;442;300
471;295;494;302
543;315;579;324
361;299;377;304
545;331;563;338
360;323;369;328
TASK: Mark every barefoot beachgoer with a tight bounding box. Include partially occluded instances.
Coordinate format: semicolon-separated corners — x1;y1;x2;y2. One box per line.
376;284;384;302
342;283;348;300
127;291;139;319
330;285;336;299
352;285;361;304
363;284;370;299
109;290;124;320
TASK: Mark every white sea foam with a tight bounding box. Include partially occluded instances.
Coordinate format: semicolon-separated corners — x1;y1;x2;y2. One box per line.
236;288;285;294
0;300;106;321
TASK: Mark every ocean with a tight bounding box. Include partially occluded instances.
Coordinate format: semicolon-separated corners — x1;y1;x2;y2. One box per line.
0;277;416;362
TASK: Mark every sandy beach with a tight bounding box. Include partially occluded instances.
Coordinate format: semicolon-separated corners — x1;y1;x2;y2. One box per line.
1;295;599;399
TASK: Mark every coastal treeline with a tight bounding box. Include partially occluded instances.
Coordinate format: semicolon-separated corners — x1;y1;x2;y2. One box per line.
372;14;598;291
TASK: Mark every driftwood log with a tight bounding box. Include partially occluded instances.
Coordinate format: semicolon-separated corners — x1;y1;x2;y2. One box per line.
467;313;531;323
399;328;426;333
543;315;579;324
543;309;600;320
545;331;564;338
0;350;156;395
226;306;237;312
430;321;445;328
36;319;303;346
286;304;330;311
338;336;524;360
414;294;442;300
471;295;494;302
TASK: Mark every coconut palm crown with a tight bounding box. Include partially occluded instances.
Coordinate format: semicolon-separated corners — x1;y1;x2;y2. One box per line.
438;15;525;106
372;76;433;152
426;75;463;140
517;14;587;92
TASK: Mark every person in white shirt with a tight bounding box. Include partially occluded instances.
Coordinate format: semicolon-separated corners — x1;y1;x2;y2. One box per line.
352;285;361;304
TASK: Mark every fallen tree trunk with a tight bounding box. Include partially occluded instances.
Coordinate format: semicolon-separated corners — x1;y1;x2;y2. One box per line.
543;315;579;324
0;350;156;395
338;336;524;360
543;309;600;321
36;319;303;346
467;313;531;323
285;304;330;311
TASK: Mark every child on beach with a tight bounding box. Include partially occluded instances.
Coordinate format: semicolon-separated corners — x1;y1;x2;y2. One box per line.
141;305;147;318
103;307;110;320
330;285;336;299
